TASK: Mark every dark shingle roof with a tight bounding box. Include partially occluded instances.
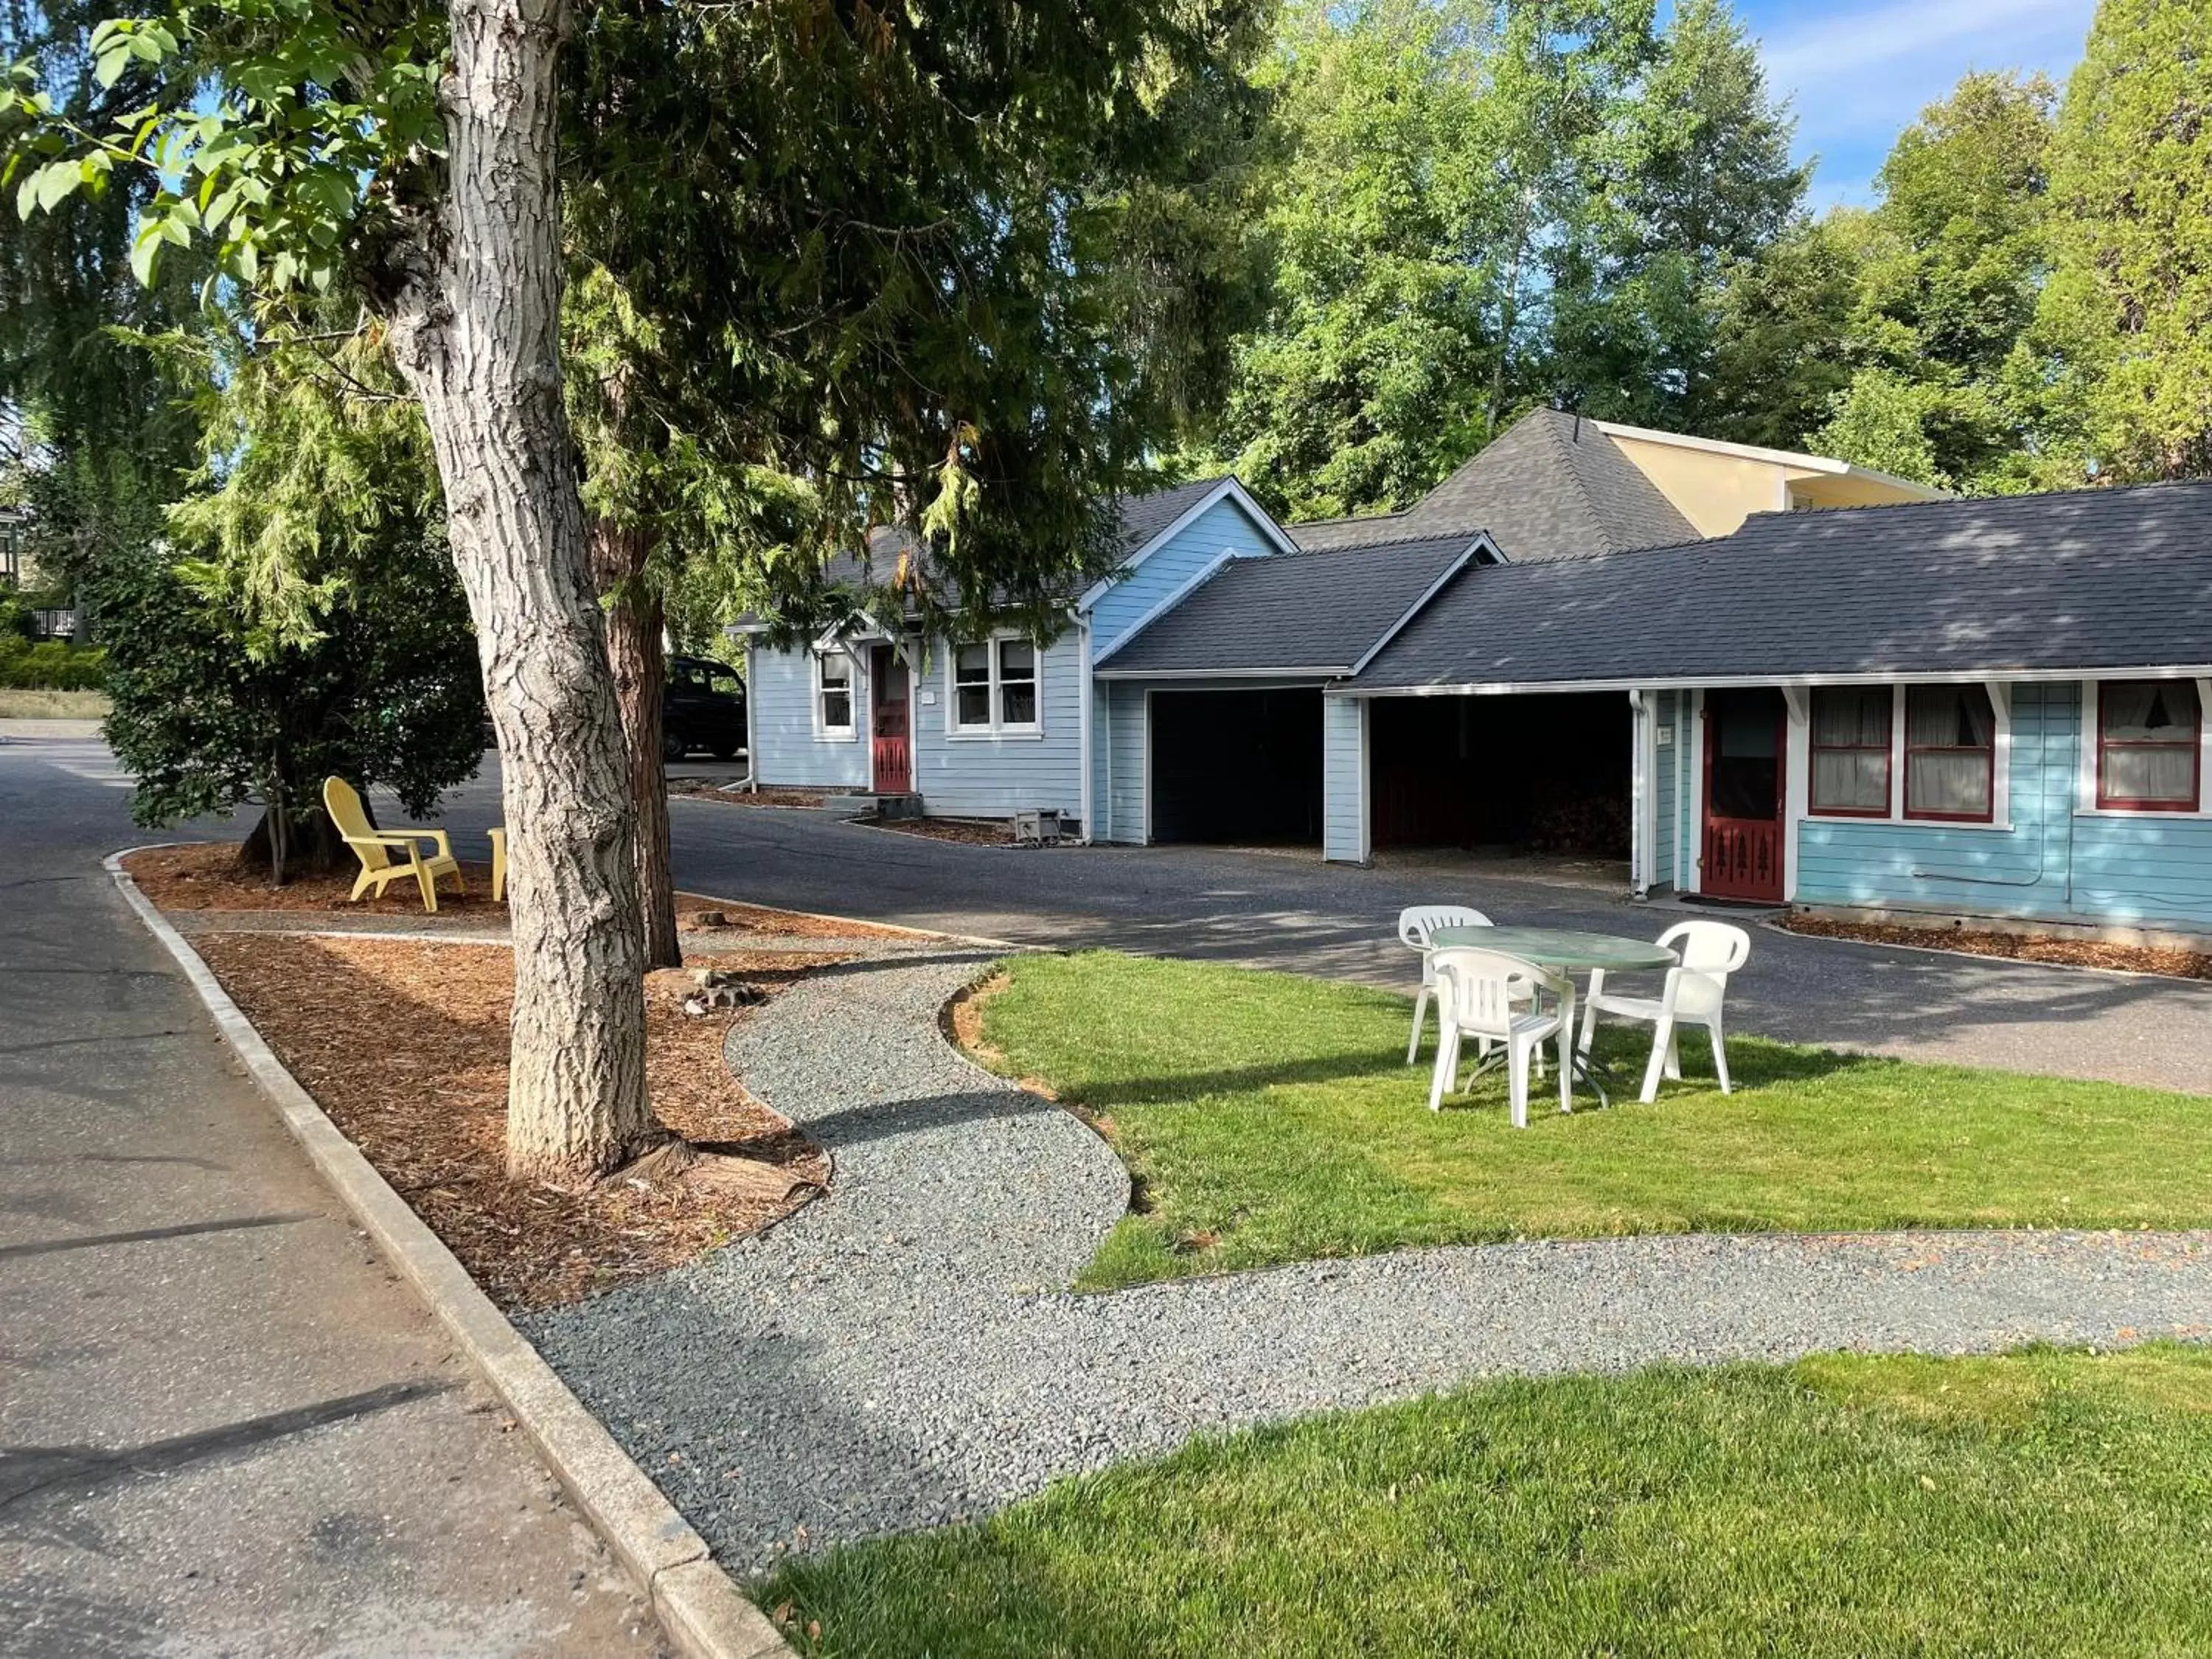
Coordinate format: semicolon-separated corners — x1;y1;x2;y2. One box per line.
1116;476;1234;554
1394;408;1698;560
1287;510;1408;550
1352;482;2212;692
732;478;1234;627
1098;533;1485;676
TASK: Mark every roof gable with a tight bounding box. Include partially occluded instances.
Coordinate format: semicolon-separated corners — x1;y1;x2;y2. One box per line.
1096;532;1492;677
1352;481;2212;692
1395;408;1698;561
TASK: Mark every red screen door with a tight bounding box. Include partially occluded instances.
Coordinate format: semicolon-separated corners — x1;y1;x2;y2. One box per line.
1703;688;1785;902
870;646;911;794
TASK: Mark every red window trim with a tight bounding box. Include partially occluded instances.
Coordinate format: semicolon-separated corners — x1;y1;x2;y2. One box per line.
1902;685;1997;824
2097;678;2202;813
1807;686;1893;819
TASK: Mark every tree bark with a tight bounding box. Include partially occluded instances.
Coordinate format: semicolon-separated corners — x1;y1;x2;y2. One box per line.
588;516;681;969
386;0;654;1186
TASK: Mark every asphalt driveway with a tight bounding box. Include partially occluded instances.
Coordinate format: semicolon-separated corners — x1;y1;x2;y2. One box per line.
0;731;664;1656
391;757;2212;1094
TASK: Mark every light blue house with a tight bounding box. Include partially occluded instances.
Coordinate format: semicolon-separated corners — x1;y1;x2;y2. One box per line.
731;476;1298;832
731;414;2212;938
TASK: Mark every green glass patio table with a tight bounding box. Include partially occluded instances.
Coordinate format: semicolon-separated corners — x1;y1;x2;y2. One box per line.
1426;925;1677;973
1423;925;1678;1105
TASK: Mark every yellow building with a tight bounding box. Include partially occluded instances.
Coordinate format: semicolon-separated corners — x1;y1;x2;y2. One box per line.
1591;418;1946;537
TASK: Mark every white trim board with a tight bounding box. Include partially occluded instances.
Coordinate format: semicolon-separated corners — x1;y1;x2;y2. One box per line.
1076;478;1301;613
1343;665;2212;699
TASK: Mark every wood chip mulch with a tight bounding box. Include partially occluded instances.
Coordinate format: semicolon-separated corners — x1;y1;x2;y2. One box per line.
872;815;1031;846
189;932;841;1309
669;782;835;809
126;841;507;914
1783;912;2212;981
124;842;907;940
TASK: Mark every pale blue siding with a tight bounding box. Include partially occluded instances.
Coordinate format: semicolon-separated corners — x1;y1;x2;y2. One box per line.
1088;493;1280;655
1322;696;1367;863
747;641;867;790
1653;689;1677;889
911;631;1085;818
1105;681;1149;842
1795;681;2212;930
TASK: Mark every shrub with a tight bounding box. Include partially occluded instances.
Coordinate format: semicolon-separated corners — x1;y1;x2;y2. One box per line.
0;636;105;689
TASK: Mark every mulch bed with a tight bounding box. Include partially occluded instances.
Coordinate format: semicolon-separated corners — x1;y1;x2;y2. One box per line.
127;841;507;914
190;932;839;1309
873;815;1013;846
123;842;905;940
669;782;838;809
1783;911;2212;981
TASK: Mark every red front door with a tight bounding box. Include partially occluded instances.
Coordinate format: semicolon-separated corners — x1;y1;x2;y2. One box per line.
870;646;911;794
1703;688;1785;902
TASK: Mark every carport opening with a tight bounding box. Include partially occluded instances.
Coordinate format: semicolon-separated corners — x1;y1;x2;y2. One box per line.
1149;687;1323;846
1370;692;1630;858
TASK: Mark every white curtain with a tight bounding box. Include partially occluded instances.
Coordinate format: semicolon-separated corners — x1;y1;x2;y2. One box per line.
1810;688;1890;813
2102;681;2200;803
1905;686;1993;817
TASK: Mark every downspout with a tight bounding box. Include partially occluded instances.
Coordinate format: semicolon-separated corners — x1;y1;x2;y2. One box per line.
739;636;759;792
1628;689;1651;899
1077;616;1095;844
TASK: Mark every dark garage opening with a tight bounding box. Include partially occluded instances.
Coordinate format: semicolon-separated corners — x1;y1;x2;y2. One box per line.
1370;692;1630;855
1150;687;1324;846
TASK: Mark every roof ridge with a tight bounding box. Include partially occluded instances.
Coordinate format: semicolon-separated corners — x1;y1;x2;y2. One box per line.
1534;405;1623;552
1731;475;2212;524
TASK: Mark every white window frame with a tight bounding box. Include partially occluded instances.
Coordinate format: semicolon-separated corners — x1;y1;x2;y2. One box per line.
813;648;858;742
945;634;1044;740
2076;677;2212;819
1798;680;2013;832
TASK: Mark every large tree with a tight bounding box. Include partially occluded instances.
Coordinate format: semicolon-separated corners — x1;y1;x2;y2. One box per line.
7;0;1267;1185
2033;0;2212;483
1809;71;2057;491
1199;0;1804;520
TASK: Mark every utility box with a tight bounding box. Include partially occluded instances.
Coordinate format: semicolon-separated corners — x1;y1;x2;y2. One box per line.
1012;809;1062;846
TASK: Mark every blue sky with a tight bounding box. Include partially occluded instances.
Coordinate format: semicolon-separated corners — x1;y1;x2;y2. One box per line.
1736;0;2099;208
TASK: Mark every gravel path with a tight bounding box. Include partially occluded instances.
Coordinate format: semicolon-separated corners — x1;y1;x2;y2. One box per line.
524;947;2212;1578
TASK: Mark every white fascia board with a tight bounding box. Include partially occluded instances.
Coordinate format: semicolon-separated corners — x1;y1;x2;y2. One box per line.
1077;477;1301;613
1590;417;1950;498
1093;667;1345;682
1346;538;1492;678
1340;664;2212;698
1090;549;1242;667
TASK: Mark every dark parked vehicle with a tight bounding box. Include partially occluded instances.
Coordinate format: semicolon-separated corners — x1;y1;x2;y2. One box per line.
664;655;748;761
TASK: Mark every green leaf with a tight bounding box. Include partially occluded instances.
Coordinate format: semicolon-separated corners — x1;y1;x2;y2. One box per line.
128;221;161;285
94;46;132;90
29;158;81;215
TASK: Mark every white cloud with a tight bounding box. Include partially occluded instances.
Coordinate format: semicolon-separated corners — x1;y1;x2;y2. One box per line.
1761;0;2089;87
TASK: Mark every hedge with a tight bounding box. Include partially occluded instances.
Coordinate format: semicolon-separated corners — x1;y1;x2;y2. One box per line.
0;636;108;689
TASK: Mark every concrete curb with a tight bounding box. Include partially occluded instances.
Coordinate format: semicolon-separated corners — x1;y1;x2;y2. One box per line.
105;849;799;1659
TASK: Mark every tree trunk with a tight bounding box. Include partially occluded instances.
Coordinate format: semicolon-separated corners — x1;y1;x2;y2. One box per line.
386;0;653;1186
589;516;681;969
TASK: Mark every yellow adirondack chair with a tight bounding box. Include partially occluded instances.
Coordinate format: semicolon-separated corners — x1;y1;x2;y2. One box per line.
487;827;507;904
323;776;464;912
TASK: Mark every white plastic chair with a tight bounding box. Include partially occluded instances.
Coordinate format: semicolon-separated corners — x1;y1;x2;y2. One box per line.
1427;947;1574;1127
1576;920;1752;1103
1398;905;1492;1062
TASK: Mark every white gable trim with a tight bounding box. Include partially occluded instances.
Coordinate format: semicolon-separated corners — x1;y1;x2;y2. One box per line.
1091;548;1247;667
1346;535;1495;678
1077;478;1299;613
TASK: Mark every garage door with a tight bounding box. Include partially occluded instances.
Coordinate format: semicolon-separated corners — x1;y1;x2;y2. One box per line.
1149;688;1323;846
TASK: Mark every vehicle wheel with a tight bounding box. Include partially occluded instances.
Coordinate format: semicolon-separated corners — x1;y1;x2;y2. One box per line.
662;731;688;762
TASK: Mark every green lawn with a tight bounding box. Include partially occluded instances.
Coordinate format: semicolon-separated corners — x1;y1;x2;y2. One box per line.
973;951;2212;1291
762;1343;2212;1658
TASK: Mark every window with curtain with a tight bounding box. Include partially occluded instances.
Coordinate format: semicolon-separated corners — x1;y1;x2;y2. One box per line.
1809;686;1892;815
996;639;1037;727
1904;684;1996;821
2098;679;2200;810
815;652;853;733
